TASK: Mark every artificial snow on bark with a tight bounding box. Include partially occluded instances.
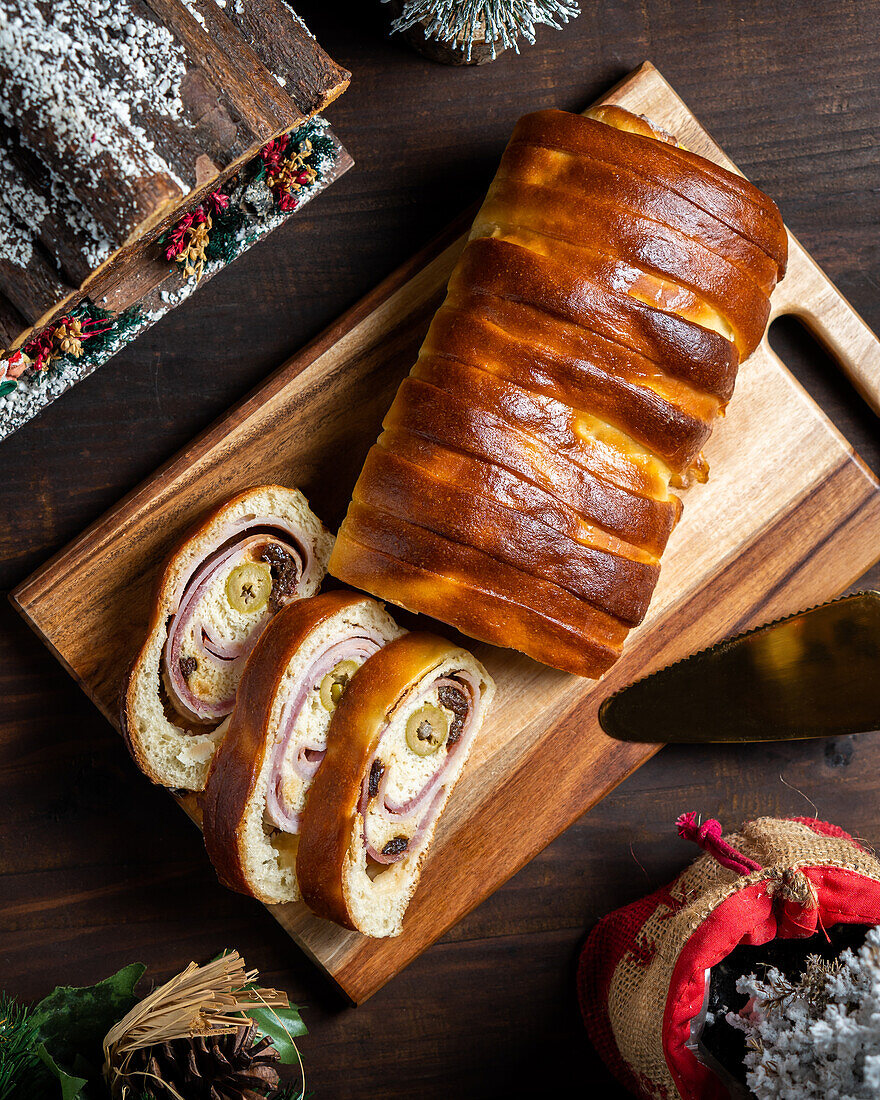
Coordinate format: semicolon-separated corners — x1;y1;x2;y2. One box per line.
0;0;189;264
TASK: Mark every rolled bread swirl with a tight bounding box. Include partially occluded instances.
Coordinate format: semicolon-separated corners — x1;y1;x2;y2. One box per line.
296;632;495;938
328;106;788;677
202;591;404;905
123;485;334;791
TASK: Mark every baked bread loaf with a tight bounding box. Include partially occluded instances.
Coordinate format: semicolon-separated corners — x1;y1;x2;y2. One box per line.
123;486;334;791
296;633;495;937
202;591;404;904
328;106;788;677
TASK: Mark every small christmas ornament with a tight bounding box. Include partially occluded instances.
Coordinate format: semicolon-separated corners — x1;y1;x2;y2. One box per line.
25;327;58;372
103;951;295;1099
261;135;317;210
54;317;85;359
164;208;213;280
578;815;880;1100
383;0;580;65
0;349;32;395
206;189;230;214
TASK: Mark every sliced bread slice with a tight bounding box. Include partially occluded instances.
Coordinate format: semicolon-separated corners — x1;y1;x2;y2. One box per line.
202;591;404;905
297;632;495;938
122;485;334;791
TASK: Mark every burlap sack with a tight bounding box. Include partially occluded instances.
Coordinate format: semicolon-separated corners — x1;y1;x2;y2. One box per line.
578;816;880;1100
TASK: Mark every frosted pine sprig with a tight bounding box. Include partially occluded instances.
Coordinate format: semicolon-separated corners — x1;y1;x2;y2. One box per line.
384;0;580;60
727;925;880;1098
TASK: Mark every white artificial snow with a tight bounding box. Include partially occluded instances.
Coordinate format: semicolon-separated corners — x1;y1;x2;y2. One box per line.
47;174;114;267
180;0;207;30
729;926;880;1099
0;0;188;202
0;144;48;265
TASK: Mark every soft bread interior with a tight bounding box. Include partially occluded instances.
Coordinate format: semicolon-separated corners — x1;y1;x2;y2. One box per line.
342;650;495;938
235;600;404;905
125;486;334;791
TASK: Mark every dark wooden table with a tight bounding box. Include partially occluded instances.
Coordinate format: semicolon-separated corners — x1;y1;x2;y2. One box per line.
2;3;879;1097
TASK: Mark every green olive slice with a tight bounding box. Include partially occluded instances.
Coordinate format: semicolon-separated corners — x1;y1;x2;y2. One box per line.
225;561;272;614
320;659;360;712
405;703;449;757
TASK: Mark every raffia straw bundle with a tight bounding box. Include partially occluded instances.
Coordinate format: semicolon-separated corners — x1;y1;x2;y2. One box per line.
102;950;289;1098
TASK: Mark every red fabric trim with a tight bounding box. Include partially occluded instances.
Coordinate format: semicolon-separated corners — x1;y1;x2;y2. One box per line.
676;813;762;875
578;880;676;1098
663;866;880;1100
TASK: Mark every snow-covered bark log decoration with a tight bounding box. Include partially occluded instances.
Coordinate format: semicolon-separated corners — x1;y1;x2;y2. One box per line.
0;1;186;248
0;119;353;441
0;0;350;432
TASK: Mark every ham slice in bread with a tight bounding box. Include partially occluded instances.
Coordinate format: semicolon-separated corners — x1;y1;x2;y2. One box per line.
296;633;495;938
202;591;404;904
122;485;334;791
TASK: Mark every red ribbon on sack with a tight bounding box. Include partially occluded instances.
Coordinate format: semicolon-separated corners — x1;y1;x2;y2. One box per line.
676;812;763;876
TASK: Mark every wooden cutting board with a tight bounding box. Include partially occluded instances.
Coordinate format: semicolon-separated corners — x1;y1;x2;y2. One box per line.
12;62;880;1003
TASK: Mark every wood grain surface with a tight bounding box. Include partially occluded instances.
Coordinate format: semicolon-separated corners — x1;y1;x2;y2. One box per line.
2;4;880;1096
11;61;880;1005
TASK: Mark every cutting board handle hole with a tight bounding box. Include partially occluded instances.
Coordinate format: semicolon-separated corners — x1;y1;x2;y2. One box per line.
768;315;880;440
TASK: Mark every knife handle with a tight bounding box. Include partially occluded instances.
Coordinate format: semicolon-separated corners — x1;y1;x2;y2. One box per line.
769;232;880;418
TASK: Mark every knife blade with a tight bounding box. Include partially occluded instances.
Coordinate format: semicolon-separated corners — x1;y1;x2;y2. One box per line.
598;591;880;743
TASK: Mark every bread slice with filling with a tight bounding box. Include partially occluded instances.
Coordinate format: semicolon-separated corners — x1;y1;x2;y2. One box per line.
202;591;404;904
122;485;334;792
297;632;495;937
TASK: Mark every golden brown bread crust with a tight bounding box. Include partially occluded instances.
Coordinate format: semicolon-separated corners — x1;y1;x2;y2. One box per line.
451;237;740;399
354;446;659;624
510;110;788;271
410;356;671;500
201;590;369;898
477;179;770;357
330;107;787;678
491;140;780;293
297;632;462;930
379;429;661;564
339;503;629;649
422;308;717;472
380;397;682;559
329;532;622;678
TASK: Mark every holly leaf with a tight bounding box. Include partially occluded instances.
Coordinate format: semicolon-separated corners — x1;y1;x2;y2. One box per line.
247;1000;307;1066
0;379;17;397
209;950;307;1067
30;963;145;1093
35;1044;88;1100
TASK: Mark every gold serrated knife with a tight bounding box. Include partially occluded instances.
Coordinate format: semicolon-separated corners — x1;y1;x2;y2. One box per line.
598;592;880;743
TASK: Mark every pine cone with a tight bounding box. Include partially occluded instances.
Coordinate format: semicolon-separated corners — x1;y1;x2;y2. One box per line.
128;1021;280;1100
